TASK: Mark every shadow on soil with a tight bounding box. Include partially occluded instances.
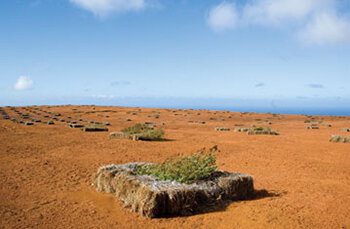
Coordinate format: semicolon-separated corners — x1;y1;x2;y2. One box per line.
252;189;286;200
163;189;286;218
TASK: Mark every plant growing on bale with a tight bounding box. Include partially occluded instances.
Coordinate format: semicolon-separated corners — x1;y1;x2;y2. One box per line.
122;123;164;141
135;146;218;184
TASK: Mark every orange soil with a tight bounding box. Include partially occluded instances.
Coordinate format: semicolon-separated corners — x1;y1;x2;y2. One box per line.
0;105;349;228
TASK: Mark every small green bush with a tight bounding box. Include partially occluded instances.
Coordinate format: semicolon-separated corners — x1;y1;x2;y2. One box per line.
122;123;164;141
135;146;218;184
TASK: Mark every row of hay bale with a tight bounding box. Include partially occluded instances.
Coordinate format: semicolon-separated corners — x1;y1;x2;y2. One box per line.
215;126;279;135
3;106;114;131
2;107;48;125
306;122;332;129
68;120;110;132
19;120;55;126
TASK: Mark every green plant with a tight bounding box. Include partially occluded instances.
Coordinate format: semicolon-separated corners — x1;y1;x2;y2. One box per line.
122;123;164;141
135;146;218;184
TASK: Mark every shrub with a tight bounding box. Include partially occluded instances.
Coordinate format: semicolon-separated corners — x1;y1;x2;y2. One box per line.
135;146;218;184
121;123;164;141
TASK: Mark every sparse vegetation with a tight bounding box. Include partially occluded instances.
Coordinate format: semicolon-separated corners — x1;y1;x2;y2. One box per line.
121;123;164;141
135;146;218;184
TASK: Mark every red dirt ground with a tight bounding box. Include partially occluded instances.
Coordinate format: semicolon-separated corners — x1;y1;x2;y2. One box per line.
0;105;349;228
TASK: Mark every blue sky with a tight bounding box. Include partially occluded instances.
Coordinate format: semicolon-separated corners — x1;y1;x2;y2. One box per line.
1;0;350;113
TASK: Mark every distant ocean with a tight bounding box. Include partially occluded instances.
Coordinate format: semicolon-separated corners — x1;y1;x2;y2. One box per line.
5;97;349;116
134;105;350;116
106;98;350;117
212;107;350;116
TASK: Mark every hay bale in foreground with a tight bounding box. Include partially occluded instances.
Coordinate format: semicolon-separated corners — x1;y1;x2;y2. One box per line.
329;135;350;143
93;163;254;218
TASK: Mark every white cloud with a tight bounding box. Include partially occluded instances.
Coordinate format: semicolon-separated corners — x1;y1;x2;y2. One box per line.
299;12;350;45
207;2;238;31
208;0;350;45
242;0;332;25
70;0;145;16
14;76;34;91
